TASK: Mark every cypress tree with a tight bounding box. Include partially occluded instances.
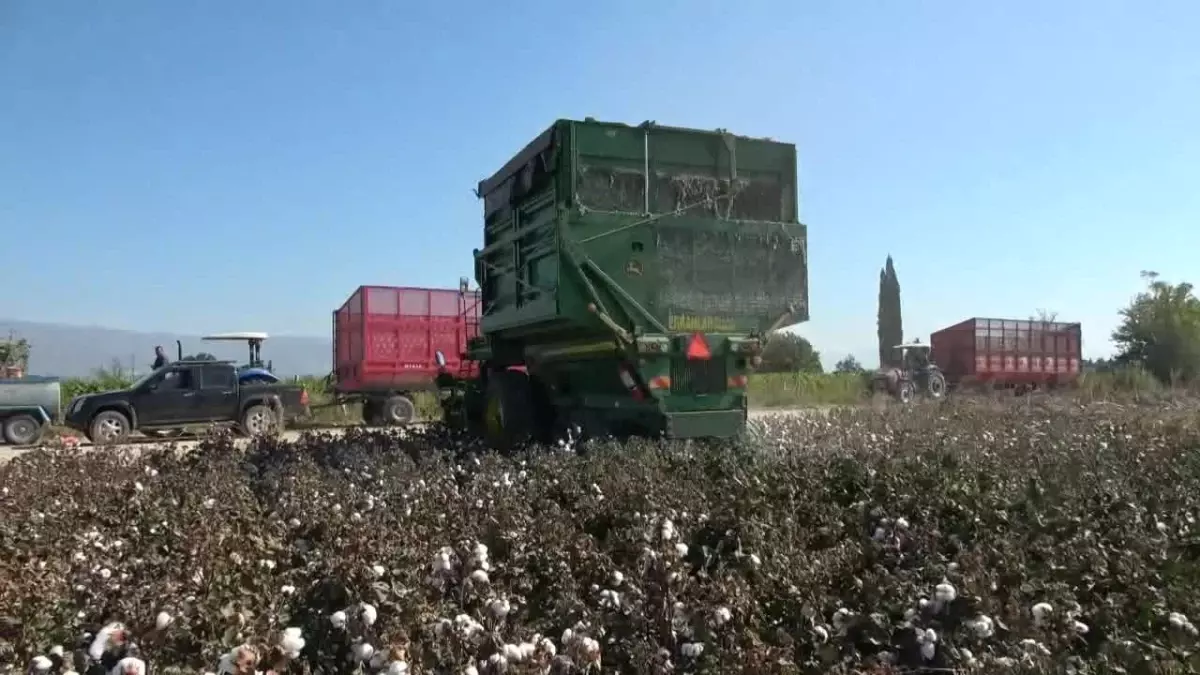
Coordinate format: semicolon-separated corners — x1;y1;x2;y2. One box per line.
877;256;904;367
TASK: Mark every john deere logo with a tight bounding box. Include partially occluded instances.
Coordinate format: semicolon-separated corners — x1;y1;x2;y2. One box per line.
625;260;643;276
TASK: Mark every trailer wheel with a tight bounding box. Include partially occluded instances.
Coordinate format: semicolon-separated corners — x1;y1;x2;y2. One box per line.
483;370;534;450
382;395;416;426
3;414;44;446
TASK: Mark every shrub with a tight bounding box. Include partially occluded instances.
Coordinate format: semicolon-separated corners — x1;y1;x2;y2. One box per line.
2;400;1200;673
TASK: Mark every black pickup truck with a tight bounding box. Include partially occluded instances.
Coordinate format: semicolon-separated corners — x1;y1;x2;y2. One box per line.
63;360;311;444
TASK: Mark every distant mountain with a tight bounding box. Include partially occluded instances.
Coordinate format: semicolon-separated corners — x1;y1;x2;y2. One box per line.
0;319;331;378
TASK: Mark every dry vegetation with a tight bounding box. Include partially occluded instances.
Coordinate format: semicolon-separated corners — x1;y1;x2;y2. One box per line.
3;400;1200;674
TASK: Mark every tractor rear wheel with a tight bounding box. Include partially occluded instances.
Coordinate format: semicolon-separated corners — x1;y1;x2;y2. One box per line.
927;371;947;399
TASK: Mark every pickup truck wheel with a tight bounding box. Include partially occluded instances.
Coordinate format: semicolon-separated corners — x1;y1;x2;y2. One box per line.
241;404;278;437
382;395;415;426
89;411;131;445
3;414;44;446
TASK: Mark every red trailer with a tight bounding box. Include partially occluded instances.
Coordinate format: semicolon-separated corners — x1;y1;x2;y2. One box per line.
333;284;480;424
930;317;1081;390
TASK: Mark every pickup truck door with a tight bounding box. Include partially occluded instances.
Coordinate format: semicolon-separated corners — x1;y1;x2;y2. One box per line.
195;364;240;422
134;366;201;425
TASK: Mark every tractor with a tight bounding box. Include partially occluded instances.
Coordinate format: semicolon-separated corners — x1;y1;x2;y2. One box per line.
872;341;948;403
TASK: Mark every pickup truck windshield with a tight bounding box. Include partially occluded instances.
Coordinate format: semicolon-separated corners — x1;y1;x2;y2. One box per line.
130;368;164;390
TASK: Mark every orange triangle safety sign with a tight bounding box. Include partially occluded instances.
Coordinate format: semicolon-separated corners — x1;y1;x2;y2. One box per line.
686;333;711;360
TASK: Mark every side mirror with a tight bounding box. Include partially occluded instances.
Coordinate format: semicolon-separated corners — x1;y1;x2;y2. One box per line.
434;350;447;368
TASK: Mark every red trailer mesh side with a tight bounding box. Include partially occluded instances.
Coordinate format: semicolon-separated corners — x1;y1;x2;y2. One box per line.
333;286;481;393
931;317;1081;386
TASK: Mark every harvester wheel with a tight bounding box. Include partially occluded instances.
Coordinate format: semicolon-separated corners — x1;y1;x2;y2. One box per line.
483;370;534;451
927;371;947;399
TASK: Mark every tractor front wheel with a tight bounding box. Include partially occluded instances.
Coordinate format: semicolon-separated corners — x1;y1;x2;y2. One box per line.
895;380;916;404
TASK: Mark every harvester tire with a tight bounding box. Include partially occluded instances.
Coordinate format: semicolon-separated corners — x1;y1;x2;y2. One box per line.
483;370;534;451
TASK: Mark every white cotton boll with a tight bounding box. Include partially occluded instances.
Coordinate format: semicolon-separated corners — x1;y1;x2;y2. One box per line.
896;517;910;530
385;662;409;675
1072;620;1090;635
360;603;378;626
352;642;374;662
48;646;63;658
202;498;216;509
470;569;489;584
673;542;689;558
64;671;80;675
113;657;146;675
832;608;853;630
661;519;676;541
713;607;732;626
934;582;957;604
502;644;524;662
919;641;936;660
537;637;557;657
371;564;386;578
611;570;624;586
813;626;829;643
73;551;86;563
99;568;112;580
31;656;52;672
280;627;305;657
748;553;761;567
680;642;704;658
330;610;348;629
463;668;479;675
281;584;296;596
1157;521;1169;533
489;597;511;619
599;589;621;609
155;611;173;630
1031;602;1053;625
967;614;994;638
487;653;508;673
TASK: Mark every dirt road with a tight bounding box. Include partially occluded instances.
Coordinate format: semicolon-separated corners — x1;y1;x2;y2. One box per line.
0;407;825;464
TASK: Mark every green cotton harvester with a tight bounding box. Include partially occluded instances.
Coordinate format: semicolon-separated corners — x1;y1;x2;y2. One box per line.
436;118;808;447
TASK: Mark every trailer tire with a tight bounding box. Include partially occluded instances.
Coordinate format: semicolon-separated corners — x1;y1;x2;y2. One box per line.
382;395;416;426
3;414;43;446
483;370;534;450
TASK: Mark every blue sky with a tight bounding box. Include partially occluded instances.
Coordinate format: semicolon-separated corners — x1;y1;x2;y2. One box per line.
2;1;1198;367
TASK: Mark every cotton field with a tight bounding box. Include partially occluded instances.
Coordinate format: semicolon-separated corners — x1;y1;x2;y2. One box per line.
1;401;1199;674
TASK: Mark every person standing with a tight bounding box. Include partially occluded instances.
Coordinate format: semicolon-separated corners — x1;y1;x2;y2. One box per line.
152;345;169;369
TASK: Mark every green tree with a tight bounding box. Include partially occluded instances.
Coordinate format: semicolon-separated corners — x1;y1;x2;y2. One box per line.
1112;271;1200;384
877;255;904;367
758;333;823;374
0;334;30;370
834;354;864;373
